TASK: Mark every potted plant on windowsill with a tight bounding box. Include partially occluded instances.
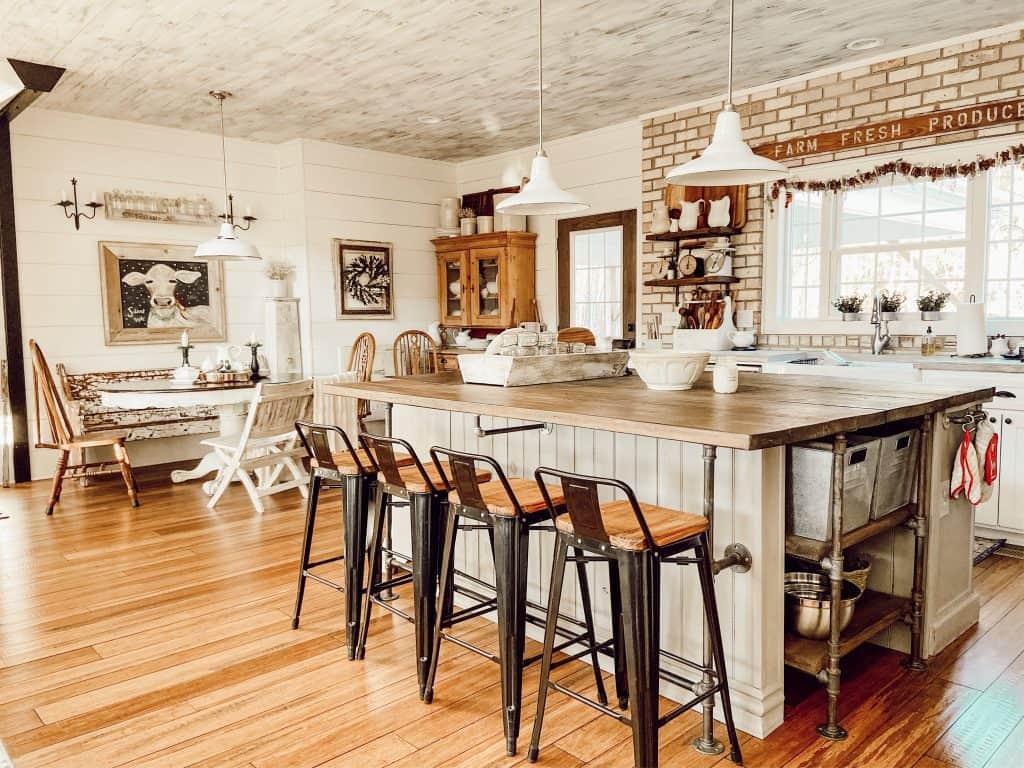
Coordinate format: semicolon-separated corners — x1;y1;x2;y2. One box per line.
879;289;905;321
833;294;865;321
264;260;296;298
917;289;950;321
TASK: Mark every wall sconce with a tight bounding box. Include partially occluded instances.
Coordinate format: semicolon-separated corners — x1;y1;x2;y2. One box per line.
219;193;257;232
56;178;103;230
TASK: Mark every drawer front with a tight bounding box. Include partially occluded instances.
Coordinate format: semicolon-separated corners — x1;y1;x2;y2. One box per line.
437;352;461;373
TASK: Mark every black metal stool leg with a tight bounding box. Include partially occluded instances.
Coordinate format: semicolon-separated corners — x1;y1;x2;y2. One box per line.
342;473;372;660
607;562;629;710
528;536;568;764
492;514;530;756
574;547;608;706
356;488;388;661
620;549;661;768
424;504;460;704
696;535;744;766
291;473;322;629
410;490;445;701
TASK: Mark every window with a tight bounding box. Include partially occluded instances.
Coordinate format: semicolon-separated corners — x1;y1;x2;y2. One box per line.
767;150;1024;331
569;227;623;338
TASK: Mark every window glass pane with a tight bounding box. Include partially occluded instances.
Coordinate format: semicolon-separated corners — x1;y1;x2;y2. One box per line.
570;225;623;339
987;166;1024;318
839;187;879;246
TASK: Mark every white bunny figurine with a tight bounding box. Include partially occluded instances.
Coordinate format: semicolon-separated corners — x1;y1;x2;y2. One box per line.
708;195;732;228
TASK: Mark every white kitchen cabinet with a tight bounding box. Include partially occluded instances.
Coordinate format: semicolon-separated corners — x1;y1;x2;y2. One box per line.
996;410;1024;531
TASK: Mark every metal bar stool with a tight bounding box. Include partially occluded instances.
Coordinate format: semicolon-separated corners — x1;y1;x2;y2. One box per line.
355;433;491;700
423;447;608;757
530;467;743;768
291;421;415;659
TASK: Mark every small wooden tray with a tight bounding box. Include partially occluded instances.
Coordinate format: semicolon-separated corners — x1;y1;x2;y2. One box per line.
457;351;629;387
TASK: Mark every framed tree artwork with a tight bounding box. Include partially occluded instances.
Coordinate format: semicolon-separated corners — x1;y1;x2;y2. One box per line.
333;239;394;319
99;241;227;345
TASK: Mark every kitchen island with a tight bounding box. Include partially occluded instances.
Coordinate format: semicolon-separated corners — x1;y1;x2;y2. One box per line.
326;371;992;740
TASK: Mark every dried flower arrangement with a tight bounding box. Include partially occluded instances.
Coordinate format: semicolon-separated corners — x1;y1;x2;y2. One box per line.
263;260;296;281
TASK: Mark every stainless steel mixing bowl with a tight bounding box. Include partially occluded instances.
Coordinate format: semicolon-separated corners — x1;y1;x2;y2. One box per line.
784;571;863;640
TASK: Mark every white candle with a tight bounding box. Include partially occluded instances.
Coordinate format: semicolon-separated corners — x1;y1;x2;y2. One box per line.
245;205;253;218
181;330;189;347
91;191;97;204
249;332;258;345
60;188;67;203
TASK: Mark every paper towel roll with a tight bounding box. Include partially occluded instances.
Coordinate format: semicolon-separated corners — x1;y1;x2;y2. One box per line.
956;301;986;356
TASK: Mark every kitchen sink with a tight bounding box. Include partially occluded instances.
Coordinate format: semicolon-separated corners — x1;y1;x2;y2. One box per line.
764;351;922;382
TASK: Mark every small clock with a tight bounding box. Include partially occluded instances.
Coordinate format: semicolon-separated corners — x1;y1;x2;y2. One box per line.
704;250;732;276
679;252;703;277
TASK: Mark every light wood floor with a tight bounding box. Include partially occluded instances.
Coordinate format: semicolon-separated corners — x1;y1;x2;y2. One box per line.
1;466;1023;768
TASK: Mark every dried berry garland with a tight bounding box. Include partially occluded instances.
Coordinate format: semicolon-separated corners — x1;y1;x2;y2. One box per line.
343;253;391;306
767;142;1024;212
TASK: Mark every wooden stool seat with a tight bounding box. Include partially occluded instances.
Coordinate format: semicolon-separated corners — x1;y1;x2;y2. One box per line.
554;499;708;551
397;463;491;493
450;477;563;516
311;448;415;474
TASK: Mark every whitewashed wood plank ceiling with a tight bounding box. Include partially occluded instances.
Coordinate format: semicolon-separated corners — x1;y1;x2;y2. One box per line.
0;0;1018;160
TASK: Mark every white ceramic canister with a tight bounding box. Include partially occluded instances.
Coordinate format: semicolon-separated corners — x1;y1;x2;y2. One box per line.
439;197;460;229
713;358;739;394
477;215;494;234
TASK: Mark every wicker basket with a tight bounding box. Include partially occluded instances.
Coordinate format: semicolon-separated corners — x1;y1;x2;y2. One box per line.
842;554;872;592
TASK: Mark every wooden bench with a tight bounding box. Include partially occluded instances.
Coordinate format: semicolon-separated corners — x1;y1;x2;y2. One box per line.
56;366;219;441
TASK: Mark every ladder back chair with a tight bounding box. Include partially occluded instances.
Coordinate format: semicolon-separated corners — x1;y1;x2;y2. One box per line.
393;330;439;376
29;339;139;515
204;379;314;513
556;327;596;346
346;332;376;425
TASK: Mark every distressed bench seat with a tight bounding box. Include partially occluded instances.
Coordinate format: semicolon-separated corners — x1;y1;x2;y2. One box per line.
57;365;219;441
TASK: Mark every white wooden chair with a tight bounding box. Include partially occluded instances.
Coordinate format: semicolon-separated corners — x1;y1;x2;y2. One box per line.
203;379;314;513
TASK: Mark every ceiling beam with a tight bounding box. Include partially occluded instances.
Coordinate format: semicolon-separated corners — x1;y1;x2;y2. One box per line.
1;59;64;482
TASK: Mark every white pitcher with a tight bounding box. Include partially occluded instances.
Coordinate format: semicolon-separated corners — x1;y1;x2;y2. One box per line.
652;202;671;234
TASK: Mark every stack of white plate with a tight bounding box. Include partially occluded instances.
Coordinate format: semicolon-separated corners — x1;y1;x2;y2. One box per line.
435;227;461;238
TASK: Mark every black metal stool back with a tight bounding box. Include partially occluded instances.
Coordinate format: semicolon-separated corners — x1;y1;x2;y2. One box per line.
429;446;523;515
290;420;376;660
536;468;657;551
359;432;434;493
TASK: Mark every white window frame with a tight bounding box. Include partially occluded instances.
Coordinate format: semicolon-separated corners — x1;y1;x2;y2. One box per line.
763;135;1013;337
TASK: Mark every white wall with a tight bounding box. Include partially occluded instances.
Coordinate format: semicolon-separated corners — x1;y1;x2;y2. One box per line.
11;109;284;477
455;121;642;327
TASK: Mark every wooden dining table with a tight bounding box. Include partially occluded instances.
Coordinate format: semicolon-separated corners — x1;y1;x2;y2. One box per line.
97;379;259;493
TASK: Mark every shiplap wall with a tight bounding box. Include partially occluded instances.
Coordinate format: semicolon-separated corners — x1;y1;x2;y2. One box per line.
11;109;285;477
455;122;642;328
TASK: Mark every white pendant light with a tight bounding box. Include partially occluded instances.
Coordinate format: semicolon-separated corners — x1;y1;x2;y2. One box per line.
495;0;588;217
196;91;261;261
665;0;788;187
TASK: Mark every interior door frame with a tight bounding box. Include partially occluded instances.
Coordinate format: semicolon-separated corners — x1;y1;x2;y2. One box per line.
556;209;637;339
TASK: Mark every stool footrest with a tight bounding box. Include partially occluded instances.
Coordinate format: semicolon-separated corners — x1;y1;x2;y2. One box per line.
548;680;631;725
526;631;601;667
659;685;721;727
440;630;500;663
370;594;414;623
446;598;498;626
304;571;345;591
306;554;345;570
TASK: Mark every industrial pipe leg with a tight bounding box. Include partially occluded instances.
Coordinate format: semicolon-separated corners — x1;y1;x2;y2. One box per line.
817;433;848;741
905;415;932;671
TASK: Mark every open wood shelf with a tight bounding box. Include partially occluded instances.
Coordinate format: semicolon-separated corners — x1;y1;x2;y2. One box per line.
785;503;916;561
784;591;910;676
646;226;740;241
643;275;740;288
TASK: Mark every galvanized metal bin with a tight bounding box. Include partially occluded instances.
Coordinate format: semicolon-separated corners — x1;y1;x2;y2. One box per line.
862;425;919;519
786;435;880;541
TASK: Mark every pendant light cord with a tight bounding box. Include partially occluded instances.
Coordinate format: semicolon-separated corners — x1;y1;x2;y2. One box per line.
217;93;230;225
537;0;544;155
726;0;735;109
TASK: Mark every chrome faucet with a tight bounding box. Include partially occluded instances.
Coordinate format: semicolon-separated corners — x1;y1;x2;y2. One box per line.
869;294;892;355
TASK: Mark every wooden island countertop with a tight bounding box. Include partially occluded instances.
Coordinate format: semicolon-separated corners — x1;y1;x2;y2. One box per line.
325;372;993;450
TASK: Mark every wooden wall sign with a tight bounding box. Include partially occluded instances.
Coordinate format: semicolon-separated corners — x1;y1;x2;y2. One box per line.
753;97;1024;161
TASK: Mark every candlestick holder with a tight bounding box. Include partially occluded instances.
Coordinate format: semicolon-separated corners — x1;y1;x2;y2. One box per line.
56;178;103;230
178;344;195;368
245;341;263;381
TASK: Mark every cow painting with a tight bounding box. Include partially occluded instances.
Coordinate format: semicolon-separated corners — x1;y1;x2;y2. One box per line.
100;242;226;345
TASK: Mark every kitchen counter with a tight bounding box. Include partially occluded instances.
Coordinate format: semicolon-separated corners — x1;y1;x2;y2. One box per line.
719;347;1024;374
325;371;991;740
327;371;992;450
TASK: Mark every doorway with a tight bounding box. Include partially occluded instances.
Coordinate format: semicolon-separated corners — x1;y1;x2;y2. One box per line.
557;210;636;340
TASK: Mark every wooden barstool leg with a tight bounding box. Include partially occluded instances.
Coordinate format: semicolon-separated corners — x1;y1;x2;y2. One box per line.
46;449;69;515
696;534;743;765
574;546;608;706
619;549;661;768
527;536;569;764
491;514;530;756
342;473;372;660
424;504;460;705
607;562;630;710
356;488;388;661
291;474;321;629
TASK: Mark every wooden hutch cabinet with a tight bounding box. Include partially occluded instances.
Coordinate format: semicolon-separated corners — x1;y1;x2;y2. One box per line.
432;232;537;370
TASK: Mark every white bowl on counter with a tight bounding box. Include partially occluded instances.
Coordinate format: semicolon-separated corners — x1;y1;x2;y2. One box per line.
628;350;710;391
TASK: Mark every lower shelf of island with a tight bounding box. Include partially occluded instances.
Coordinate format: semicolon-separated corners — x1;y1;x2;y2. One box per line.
784;502;917;561
784;591;911;676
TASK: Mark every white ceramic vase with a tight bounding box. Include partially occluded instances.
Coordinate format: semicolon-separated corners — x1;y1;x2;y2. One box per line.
440;197;460;229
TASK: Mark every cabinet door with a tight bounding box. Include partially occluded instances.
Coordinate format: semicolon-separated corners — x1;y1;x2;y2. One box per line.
997;412;1024;531
974;410;1003;527
468;247;507;327
438;251;468;325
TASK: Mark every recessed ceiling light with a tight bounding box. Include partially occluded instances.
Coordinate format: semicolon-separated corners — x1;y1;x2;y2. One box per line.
417;115;442;125
846;37;884;51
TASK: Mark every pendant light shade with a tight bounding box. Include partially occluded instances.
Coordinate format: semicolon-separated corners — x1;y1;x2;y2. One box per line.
666;108;788;186
196;91;260;261
664;0;787;187
496;153;588;216
495;0;588;217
